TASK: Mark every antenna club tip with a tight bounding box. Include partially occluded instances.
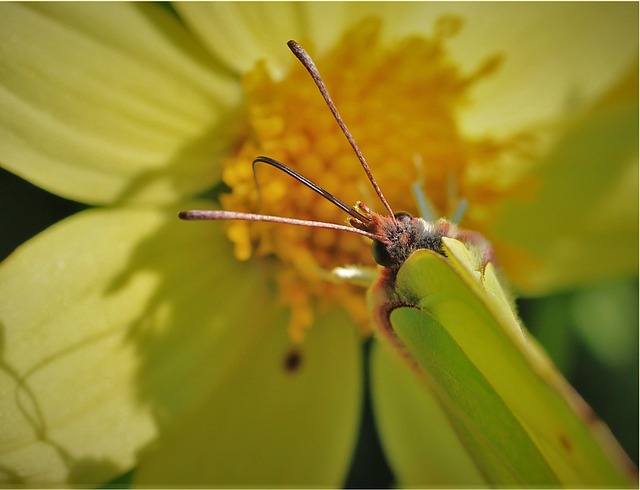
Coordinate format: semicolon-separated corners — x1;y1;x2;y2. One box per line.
287;40;304;56
178;211;189;220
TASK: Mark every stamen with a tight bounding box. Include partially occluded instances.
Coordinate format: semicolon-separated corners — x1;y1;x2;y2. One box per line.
451;199;469;225
412;155;438;222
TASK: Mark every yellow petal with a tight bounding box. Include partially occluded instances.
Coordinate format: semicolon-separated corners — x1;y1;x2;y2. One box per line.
440;2;638;136
494;74;638;293
0;3;240;205
176;3;305;77
371;340;486;486
135;308;362;486
0;204;277;485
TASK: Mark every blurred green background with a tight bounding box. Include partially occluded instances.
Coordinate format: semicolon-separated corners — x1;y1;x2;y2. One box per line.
1;166;637;487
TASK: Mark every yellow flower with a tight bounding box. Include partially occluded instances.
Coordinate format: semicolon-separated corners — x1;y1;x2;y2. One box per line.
0;2;636;486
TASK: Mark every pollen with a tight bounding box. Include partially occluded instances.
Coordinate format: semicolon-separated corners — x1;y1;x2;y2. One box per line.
221;17;524;341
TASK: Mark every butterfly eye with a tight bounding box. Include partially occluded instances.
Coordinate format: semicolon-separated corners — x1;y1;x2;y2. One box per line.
371;239;394;268
394;211;413;222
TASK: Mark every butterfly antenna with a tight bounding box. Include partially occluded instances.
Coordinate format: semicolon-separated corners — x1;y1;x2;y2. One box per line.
252;156;370;223
287;40;396;221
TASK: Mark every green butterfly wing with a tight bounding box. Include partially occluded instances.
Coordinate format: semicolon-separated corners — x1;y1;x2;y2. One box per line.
374;237;635;486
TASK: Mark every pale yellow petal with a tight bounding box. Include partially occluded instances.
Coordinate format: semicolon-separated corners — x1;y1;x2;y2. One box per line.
0;205;278;485
494;85;638;293
0;3;240;205
439;2;638;136
176;2;305;77
303;3;420;55
135;308;362;486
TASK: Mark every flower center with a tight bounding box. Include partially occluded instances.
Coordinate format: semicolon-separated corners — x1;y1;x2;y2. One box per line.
221;17;520;342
